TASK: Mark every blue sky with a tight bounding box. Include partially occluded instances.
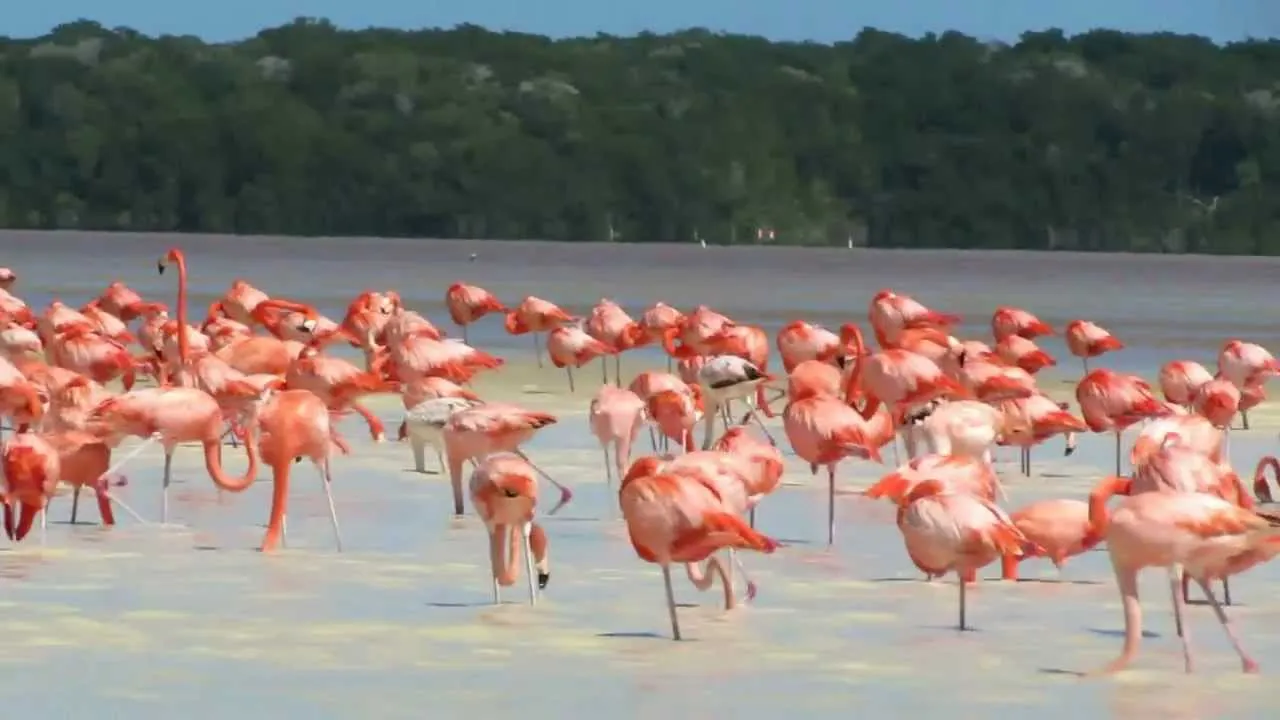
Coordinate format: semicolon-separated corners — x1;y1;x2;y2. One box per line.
8;0;1278;44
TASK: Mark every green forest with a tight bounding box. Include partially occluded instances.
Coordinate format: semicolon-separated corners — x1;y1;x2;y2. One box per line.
2;19;1279;252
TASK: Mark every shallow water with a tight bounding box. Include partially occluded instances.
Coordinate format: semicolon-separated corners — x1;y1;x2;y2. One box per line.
4;233;1280;718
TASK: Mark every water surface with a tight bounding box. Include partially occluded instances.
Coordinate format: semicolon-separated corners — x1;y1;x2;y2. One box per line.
2;233;1279;718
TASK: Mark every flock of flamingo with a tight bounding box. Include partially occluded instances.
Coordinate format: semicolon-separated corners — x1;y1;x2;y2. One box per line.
1;253;1279;677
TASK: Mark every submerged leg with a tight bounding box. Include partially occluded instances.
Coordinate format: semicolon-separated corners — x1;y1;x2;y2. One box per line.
161;449;173;524
320;458;343;551
522;521;537;606
662;564;682;641
827;463;836;546
1170;568;1194;673
410;439;427;473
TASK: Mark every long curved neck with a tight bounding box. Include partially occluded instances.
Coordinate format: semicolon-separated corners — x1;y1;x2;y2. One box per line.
1088;475;1131;536
171;251;190;367
1254;456;1280;502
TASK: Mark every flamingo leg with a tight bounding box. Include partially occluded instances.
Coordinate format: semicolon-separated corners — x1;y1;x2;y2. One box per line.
161;449;173;524
728;548;758;602
1194;577;1259;672
565;366;576;393
662;563;682;641
491;527;504;605
512;450;573;514
958;571;969;630
826;463;836;546
1113;431;1122;475
748;505;756;528
739;404;778;446
601;444;613;490
69;486;81;524
319;457;342;551
699;402;719;450
461;323;469;344
1170;567;1194;673
1241;409;1250;430
613;354;622;388
435;446;446;475
522;521;537;606
600;356;608;385
533;332;543;367
410;438;427;473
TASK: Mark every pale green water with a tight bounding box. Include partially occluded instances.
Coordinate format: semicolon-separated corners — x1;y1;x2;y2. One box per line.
2;233;1279;718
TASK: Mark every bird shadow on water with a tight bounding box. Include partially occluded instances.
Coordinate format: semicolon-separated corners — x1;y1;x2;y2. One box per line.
596;631;683;640
425;600;499;608
1088;627;1160;639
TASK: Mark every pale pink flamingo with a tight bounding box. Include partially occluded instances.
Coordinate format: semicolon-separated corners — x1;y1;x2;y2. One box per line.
1087;491;1277;675
1158;360;1213;409
893;479;1027;629
588;384;646;491
585;298;646;385
442;403;572;516
994;335;1056;374
403;396;481;474
868;289;960;349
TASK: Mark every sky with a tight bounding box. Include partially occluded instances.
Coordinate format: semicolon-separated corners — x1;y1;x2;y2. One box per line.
7;0;1279;45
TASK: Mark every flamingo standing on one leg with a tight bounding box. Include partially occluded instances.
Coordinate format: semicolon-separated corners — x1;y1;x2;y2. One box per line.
504;296;574;368
1064;319;1123;374
588;384;646;492
893;479;1028;630
618;457;779;640
1077;368;1169;475
445;283;506;344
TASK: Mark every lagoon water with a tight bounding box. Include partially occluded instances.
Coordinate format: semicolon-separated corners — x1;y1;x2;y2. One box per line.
3;232;1280;718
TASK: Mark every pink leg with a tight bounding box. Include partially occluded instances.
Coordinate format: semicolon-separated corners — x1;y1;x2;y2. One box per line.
1169;569;1194;673
1194;578;1259;673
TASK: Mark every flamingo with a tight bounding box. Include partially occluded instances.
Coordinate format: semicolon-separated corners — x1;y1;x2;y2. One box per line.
618;456;779;640
1064;319;1123;373
469;454;551;604
1076;368;1169;474
442;403;572;517
588;384;646;490
445;282;506;344
504;296;574;367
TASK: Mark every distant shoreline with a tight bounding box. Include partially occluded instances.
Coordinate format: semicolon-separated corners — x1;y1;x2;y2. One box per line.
5;229;1279;263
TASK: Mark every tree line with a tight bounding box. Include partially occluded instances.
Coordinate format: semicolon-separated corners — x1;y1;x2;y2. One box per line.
3;19;1279;253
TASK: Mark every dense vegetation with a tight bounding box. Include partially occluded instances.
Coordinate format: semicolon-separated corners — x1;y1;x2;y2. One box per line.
3;20;1280;252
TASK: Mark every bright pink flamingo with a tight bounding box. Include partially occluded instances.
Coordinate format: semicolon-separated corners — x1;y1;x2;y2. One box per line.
618;456;779;640
469;454;551;604
1076;368;1169;474
1064;319;1123;373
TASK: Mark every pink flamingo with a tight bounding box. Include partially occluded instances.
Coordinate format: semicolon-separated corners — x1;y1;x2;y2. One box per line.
442;403;572;517
893;479;1028;630
469;454;551;604
588;384;646;490
1087;491;1278;675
